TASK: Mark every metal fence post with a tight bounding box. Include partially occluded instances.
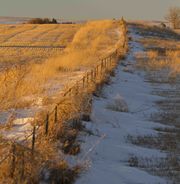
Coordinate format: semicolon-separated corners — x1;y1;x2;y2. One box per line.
45;114;49;135
54;106;58;125
32;126;36;154
76;82;79;95
69;88;72;96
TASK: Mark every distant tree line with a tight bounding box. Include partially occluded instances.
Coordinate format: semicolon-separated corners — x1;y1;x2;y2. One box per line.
27;18;58;24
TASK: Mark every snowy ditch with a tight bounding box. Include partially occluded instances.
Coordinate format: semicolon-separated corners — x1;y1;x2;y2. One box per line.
75;26;170;184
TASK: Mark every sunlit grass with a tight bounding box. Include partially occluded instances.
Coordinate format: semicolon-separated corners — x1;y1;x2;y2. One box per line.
0;20;125;111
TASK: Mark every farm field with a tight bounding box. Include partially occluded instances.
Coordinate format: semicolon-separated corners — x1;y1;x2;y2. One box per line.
0;24;81;46
0;24;81;69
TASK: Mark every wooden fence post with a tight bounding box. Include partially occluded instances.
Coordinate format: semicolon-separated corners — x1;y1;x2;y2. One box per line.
31;126;36;154
45;113;49;135
10;143;16;178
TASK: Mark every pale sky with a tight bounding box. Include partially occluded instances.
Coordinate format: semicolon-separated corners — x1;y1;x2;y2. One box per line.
0;0;180;20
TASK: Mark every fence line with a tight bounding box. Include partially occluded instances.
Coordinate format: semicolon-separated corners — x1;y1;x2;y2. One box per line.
0;45;65;49
0;21;128;182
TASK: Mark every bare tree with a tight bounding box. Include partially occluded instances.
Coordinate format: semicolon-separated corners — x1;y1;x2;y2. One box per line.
165;7;180;29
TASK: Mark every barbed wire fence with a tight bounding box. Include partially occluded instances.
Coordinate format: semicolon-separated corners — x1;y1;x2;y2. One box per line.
0;20;128;183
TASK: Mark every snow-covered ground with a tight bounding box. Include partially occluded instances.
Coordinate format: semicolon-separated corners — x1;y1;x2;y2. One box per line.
75;26;169;184
0;70;84;142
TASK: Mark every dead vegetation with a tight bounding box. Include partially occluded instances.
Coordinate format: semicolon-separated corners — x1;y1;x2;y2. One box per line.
127;133;177;151
136;48;180;82
128;154;180;183
134;34;180;83
0;19;128;183
0;82;91;183
106;94;129;112
127;23;180;183
130;22;180;40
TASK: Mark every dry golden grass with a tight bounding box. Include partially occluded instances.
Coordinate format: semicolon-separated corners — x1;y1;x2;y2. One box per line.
0;24;81;46
0;24;35;43
134;23;180;80
44;20;122;71
146;50;159;59
139;37;180;49
136;50;180;78
0;24;81;110
130;22;180;40
0;20;124;111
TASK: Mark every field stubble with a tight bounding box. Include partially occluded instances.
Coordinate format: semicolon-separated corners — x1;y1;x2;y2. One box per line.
128;23;180;184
